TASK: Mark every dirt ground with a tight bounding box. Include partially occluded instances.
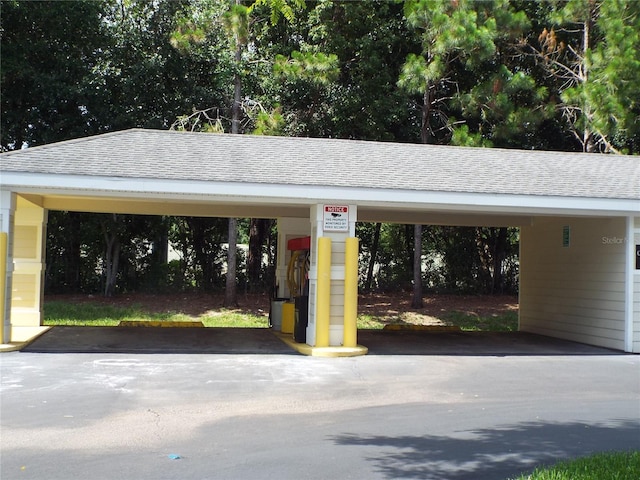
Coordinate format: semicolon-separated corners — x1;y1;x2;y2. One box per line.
46;292;519;326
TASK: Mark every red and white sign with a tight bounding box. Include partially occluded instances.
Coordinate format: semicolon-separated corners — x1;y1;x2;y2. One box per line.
323;205;349;232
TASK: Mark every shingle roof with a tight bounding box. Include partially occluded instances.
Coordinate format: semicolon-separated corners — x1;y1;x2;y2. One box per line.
1;128;639;200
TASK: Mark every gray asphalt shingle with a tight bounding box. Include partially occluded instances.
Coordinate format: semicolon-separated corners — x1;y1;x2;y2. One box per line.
2;128;639;200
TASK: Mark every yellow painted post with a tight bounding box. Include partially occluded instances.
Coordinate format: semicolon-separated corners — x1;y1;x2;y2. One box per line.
0;232;6;343
343;237;359;348
315;237;331;347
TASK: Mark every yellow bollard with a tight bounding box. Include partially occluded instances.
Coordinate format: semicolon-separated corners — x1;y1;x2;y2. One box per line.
0;232;6;343
343;237;359;348
315;237;331;347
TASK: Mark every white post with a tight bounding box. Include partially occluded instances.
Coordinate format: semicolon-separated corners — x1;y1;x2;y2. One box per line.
626;215;640;353
307;204;357;346
0;190;16;343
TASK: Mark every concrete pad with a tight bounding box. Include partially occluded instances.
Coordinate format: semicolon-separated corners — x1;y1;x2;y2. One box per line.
17;326;622;356
21;326;298;355
357;330;622;356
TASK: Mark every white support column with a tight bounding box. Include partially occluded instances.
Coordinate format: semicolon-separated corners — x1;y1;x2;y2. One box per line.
10;195;48;342
307;204;357;347
626;216;640;353
0;190;16;344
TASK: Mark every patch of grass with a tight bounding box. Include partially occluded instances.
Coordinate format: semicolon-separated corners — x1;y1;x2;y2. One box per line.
442;310;518;332
357;313;387;329
44;302;137;326
200;311;268;328
45;300;516;331
44;301;268;328
511;451;640;480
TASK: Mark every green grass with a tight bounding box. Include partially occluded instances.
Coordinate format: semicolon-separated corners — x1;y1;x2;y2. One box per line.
442;310;518;332
45;300;515;331
356;313;386;329
200;312;267;328
511;451;640;480
44;301;267;328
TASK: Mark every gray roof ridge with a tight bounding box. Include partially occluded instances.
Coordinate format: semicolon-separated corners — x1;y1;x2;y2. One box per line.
3;127;638;163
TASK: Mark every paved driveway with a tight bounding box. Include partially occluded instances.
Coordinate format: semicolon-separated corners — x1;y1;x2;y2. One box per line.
20;326;620;355
2;329;639;480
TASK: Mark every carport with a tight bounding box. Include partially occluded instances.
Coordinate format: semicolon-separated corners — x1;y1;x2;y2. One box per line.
1;129;639;353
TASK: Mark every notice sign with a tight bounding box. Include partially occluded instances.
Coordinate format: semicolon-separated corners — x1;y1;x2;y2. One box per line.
323;205;349;232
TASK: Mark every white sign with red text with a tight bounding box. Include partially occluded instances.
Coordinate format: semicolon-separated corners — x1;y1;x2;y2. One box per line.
323;205;349;232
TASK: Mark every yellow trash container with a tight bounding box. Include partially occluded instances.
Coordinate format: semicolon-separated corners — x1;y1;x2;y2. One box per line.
281;302;295;334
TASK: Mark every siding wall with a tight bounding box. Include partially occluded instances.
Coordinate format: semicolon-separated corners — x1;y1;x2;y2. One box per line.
520;216;628;350
10;196;47;340
307;228;348;346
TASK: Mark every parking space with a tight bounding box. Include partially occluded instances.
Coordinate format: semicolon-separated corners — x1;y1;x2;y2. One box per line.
20;326;621;356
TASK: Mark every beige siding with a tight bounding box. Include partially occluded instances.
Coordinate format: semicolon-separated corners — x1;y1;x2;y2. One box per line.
10;196;47;337
520;217;627;350
14;225;38;259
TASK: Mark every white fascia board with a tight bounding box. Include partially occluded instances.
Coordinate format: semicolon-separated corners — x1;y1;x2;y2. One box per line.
2;171;638;217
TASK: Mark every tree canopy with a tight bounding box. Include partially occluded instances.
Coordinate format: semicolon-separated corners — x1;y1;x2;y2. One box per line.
1;0;636;298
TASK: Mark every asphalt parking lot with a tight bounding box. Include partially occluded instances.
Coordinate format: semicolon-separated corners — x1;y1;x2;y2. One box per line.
20;326;621;355
2;328;639;480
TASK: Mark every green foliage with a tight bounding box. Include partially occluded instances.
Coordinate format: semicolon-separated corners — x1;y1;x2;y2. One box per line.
170;17;207;51
273;51;339;85
249;0;306;26
223;3;250;46
452;65;553;148
0;0;108;149
530;0;640;152
451;125;493;148
511;451;640;480
8;0;638;299
252;106;285;136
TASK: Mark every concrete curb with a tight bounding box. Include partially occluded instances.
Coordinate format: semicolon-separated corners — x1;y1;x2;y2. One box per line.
273;332;368;357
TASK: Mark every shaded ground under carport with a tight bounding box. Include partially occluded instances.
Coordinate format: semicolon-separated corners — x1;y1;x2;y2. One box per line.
20;326;621;355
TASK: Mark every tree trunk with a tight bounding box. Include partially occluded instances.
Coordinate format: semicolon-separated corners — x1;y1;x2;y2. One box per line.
365;222;381;292
102;214;120;297
247;218;269;291
412;82;432;304
224;217;238;307
65;212;82;292
411;224;423;308
189;218;214;291
491;227;509;294
225;5;242;305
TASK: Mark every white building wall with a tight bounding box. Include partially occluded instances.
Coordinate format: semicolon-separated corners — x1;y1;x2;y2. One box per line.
632;217;640;353
520;216;628;351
